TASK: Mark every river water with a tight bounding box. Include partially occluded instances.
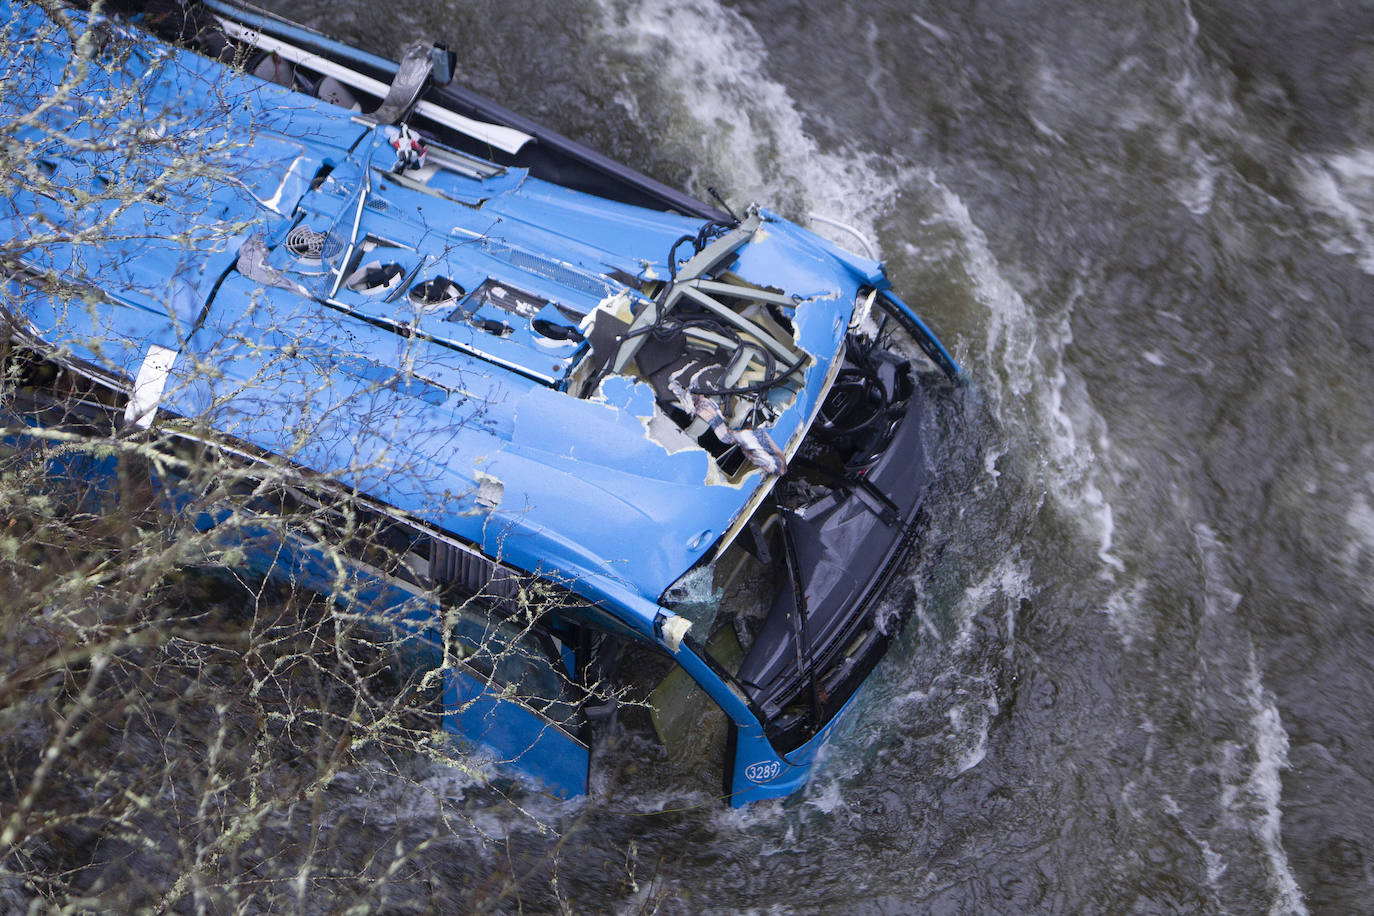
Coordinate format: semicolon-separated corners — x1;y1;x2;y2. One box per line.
260;0;1374;911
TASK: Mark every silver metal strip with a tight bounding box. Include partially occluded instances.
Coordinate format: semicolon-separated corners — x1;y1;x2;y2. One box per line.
124;344;178;428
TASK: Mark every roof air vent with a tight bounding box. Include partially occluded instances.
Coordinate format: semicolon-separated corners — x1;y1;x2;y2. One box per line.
532;318;584;343
344;261;404;296
285;225;329;262
408;277;464;309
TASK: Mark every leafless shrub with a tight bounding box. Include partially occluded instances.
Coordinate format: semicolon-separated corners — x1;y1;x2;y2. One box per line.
0;4;615;911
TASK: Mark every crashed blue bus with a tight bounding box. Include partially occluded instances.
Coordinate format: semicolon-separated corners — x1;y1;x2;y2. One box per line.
0;0;962;805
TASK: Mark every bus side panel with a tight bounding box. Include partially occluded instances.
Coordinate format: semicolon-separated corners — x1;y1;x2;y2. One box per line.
443;668;589;798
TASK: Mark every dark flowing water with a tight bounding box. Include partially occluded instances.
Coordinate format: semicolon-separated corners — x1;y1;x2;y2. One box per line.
257;0;1374;911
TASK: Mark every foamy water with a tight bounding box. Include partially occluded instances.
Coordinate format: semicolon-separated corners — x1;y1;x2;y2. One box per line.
594;0;904;252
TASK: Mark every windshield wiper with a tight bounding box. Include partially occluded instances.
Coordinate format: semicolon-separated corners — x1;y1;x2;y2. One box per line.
779;510;823;730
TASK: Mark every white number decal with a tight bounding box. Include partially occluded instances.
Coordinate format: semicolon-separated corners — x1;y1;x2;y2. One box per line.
744;760;781;783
